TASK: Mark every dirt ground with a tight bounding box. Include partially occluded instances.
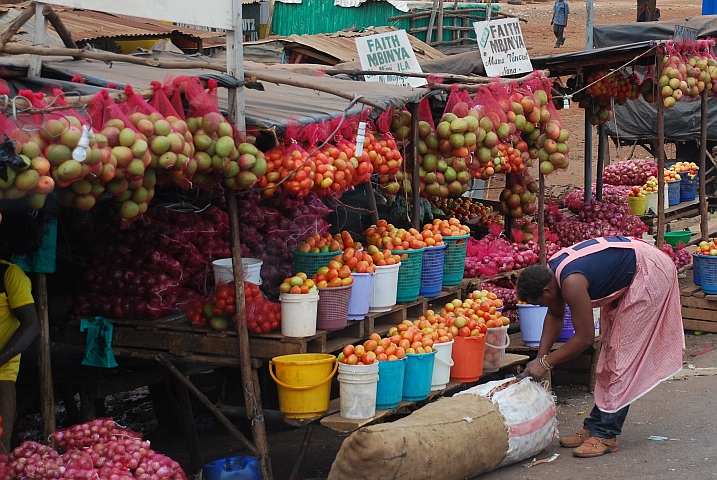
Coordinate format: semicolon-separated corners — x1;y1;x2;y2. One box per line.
480;0;703;201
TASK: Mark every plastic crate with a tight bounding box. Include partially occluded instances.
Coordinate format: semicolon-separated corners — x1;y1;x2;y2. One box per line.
419;245;446;298
292;249;341;276
392;248;425;302
680;175;698;202
317;284;353;331
698;254;717;294
442;234;471;286
667;180;681;206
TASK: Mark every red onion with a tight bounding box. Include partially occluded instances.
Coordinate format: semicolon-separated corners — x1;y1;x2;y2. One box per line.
602;159;658;186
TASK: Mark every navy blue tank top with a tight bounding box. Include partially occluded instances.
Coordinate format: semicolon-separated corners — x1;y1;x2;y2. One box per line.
548;236;637;300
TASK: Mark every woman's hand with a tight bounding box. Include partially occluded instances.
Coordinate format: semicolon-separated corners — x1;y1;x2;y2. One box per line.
524;358;549;382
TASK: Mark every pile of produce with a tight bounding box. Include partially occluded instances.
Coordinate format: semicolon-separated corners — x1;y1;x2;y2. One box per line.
237;192;331;288
563;184;632;211
550;199;648;247
430;197;501;225
72;207;229;320
464;235;539;278
498;172;538;219
0;418;186;479
365;220;426;250
602;159;658;186
662;243;692;270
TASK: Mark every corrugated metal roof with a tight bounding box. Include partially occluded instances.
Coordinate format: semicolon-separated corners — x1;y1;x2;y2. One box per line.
1;3;227;44
280;26;444;65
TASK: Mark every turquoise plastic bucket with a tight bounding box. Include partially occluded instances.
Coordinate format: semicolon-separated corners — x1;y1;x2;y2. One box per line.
203;456;262;480
402;350;437;401
376;357;406;409
347;272;375;320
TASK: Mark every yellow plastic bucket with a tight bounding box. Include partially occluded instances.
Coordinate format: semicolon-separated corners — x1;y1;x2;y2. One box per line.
269;353;337;419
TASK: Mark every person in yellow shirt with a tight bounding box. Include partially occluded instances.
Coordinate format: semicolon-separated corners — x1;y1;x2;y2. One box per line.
0;210;40;452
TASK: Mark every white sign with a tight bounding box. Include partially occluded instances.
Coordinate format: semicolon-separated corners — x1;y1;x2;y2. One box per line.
355;30;427;88
46;0;234;30
473;18;533;77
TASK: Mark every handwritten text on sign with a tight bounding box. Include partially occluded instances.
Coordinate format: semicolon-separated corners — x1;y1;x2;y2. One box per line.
473;18;533;77
355;30;427;88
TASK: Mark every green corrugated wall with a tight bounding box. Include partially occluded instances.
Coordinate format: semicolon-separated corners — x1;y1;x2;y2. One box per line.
272;0;499;44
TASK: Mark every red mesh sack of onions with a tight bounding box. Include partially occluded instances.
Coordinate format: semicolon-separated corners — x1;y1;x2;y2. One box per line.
563;184;632;211
602;158;658;186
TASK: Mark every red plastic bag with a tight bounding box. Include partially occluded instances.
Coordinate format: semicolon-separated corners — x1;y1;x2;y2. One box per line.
443;85;473;118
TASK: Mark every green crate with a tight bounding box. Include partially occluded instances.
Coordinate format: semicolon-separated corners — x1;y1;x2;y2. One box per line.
292;249;341;276
442;234;470;286
392;248;425;303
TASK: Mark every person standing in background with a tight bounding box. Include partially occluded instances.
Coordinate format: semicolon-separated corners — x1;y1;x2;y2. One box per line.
0;209;41;452
551;0;570;48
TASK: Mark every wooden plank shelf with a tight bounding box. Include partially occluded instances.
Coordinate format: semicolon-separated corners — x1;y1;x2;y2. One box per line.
679;275;717;332
62;286;465;362
319;353;530;433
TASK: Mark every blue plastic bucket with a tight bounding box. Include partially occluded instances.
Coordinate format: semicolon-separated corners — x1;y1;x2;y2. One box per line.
419;245;446;298
668;180;681;206
376;357;406;409
698;254;717;294
680;170;698;202
402;350;437;401
517;304;548;347
557;306;574;342
203;456;262;480
693;253;701;286
347;272;375;320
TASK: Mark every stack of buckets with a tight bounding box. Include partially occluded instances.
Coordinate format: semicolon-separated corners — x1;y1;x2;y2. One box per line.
375;350;438;410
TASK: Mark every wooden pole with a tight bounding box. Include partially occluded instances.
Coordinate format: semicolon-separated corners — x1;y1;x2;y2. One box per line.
365;181;380;225
409;102;421;229
227;1;246;134
28;2;47;78
596;124;606;201
538;173;546;265
0;5;36;49
42;5;80;53
656;50;666;249
426;0;439;45
699;88;708;241
437;0;445;47
36;273;56;444
226;191;273;480
265;0;275;39
156;354;261;457
583;109;593;201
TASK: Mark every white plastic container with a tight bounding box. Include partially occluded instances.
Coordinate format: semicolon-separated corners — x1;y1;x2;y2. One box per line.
484;325;510;373
369;263;401;313
338;362;379;420
280;292;319;337
517;304;548;347
646;191;658;214
430;339;454;391
212;258;263;285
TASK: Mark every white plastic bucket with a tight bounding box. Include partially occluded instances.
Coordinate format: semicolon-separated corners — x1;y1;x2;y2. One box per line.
484;325;510;373
280;292;319;337
338;362;379;420
430;339;454;391
646;191;658;214
517;304;548;347
212;258;263;285
369;263;401;313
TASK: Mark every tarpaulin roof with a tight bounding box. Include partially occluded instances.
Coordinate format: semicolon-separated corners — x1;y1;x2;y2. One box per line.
332;50;485;76
604;96;717;143
593;15;717;48
39;56;428;133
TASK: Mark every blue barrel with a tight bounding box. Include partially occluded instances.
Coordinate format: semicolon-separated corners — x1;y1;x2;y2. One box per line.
203;456;262;480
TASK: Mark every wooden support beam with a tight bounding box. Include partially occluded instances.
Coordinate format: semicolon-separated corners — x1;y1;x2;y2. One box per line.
227;1;246;134
36;273;56;444
437;0;444;46
409;102;421;229
226;191;273;480
596;123;606;201
28;2;46;78
0;5;36;49
699;88;708;241
42;4;79;53
583;108;592;201
265;0;275;39
656;50;666;249
426;0;439;45
156;354;261;457
365;181;380;224
538;173;546;265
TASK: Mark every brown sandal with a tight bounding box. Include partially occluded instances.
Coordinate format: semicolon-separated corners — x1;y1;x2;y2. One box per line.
572;436;619;458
